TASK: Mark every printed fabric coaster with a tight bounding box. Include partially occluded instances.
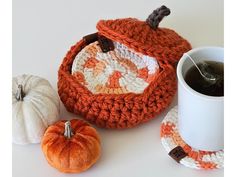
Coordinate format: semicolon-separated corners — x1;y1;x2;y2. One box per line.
160;106;224;170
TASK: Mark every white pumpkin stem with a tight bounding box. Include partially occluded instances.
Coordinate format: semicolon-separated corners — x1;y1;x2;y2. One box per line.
16;84;25;101
64;121;74;139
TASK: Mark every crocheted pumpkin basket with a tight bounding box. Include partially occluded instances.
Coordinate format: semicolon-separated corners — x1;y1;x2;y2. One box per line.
58;6;191;129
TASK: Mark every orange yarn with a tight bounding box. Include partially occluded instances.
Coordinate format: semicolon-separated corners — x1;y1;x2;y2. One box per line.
106;71;122;88
96;18;191;65
58;16;191;129
73;72;86;85
83;57;99;68
161;120;219;169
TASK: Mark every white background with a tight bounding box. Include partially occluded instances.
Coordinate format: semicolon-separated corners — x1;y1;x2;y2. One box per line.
12;0;223;177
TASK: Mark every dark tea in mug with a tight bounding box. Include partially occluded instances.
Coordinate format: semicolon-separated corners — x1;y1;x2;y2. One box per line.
184;61;224;96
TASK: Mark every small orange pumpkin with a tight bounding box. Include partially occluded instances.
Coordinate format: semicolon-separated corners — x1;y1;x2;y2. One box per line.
41;119;101;173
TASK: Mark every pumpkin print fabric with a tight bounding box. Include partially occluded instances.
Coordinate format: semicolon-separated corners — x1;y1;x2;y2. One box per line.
41;119;101;173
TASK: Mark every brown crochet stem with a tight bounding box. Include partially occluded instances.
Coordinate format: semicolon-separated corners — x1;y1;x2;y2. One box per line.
16;84;25;101
98;35;114;53
64;121;74;139
83;33;98;45
146;5;171;29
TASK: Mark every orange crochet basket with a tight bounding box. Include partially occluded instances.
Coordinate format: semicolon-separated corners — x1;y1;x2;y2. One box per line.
58;6;191;129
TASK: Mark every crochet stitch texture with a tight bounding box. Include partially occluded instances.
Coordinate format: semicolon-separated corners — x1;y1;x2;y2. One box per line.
58;7;191;128
161;106;223;169
71;41;160;94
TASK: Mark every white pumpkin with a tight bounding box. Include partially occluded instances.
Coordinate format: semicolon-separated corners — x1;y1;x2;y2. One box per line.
12;75;60;145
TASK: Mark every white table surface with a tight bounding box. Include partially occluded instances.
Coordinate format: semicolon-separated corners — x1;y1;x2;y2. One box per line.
13;0;224;177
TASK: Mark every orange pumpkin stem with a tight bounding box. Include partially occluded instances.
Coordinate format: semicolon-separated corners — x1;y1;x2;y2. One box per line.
16;84;25;101
64;121;74;139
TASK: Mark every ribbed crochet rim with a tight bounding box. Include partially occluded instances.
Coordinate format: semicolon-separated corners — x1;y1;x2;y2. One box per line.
96;19;192;66
58;38;177;128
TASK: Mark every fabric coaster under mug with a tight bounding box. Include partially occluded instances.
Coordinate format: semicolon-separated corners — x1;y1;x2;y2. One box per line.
160;106;224;169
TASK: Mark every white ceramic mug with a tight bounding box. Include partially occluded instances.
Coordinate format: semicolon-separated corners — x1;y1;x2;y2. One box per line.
177;47;224;151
